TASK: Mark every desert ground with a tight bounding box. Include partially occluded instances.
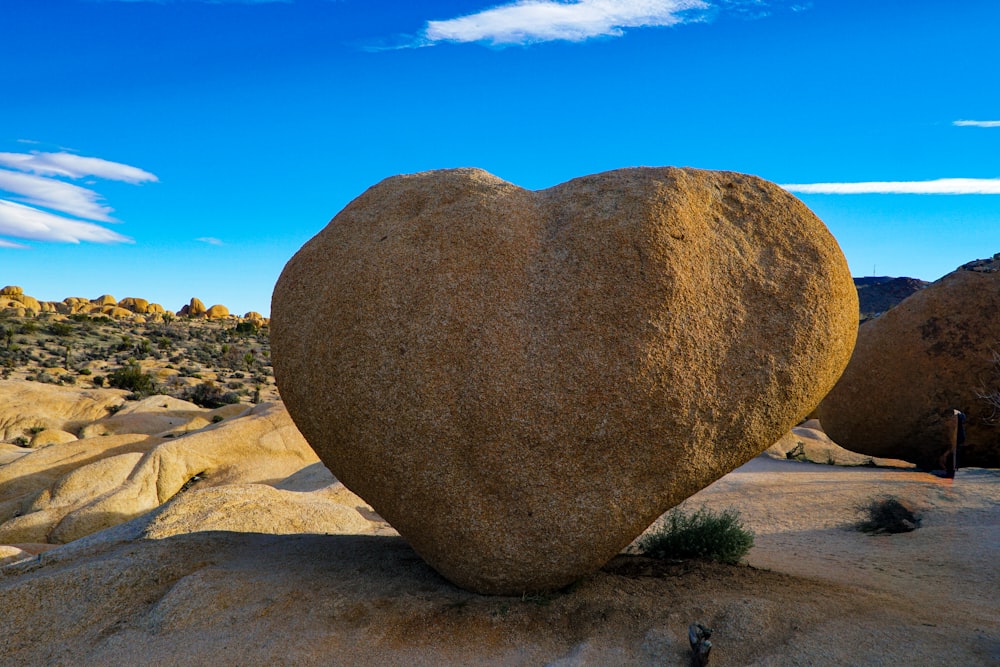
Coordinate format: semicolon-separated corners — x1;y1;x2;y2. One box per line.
1;388;996;665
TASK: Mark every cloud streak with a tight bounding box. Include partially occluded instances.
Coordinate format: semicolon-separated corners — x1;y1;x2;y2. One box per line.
782;178;1000;195
421;0;710;46
953;119;1000;128
0;149;156;247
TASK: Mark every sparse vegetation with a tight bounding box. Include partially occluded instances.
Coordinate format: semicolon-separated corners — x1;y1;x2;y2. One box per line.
0;307;276;404
856;494;920;534
638;506;754;565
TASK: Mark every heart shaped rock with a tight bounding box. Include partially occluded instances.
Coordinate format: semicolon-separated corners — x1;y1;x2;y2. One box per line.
271;167;857;594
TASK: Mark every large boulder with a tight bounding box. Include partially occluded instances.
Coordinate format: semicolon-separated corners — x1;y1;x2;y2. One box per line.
205;304;230;319
271;167;857;594
816;254;1000;469
179;297;207;317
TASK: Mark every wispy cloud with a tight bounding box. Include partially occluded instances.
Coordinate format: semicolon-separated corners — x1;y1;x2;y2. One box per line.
782;178;1000;195
953;119;1000;128
0;151;157;183
420;0;711;46
96;1;289;4
0;149;157;247
196;236;224;246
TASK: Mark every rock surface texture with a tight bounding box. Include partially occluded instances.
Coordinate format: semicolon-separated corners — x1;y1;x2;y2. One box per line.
817;254;1000;469
271;167;858;594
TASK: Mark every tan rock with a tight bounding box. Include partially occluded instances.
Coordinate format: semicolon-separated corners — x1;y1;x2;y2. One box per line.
118;297;149;313
146;303;166;314
817;254;1000;469
140;481;383;540
0;444;31;466
179;297;207;317
205;304;230;319
107;306;133;319
271;166;857;593
0;452;146;544
765;424;913;467
0;285;23;296
29;429;78;448
0;433;160;528
47;401;320;543
9;294;41;311
0;379;126;441
77;395;246;439
92;294;117;306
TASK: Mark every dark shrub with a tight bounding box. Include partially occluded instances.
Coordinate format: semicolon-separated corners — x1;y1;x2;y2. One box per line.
179;381;241;409
857;495;920;534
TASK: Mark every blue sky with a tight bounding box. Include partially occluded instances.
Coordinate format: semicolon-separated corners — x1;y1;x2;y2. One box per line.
2;0;998;315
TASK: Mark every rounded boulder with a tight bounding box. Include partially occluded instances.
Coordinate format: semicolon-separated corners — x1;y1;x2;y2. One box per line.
271;167;857;594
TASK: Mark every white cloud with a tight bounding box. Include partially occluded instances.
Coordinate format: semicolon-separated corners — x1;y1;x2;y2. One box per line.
196;237;224;246
0;170;117;222
422;0;710;46
0;148;155;246
781;178;1000;195
953;119;1000;128
0;200;133;244
0;151;158;184
0;238;29;249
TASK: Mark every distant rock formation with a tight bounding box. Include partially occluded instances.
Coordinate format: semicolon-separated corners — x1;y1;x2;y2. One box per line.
272;166;858;594
854;276;929;322
0;287;266;325
817;253;1000;469
178;297;207;318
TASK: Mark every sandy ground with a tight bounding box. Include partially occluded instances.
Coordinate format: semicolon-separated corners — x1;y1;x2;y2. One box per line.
2;454;997;666
672;456;1000;663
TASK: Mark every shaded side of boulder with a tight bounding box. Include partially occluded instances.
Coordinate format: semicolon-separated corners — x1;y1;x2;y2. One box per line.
817;256;1000;469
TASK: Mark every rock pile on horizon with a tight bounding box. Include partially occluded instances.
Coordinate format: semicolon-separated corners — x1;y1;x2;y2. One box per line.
272;166;858;594
817;253;1000;469
0;286;265;323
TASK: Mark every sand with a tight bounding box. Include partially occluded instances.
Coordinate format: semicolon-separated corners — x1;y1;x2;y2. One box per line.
1;454;997;665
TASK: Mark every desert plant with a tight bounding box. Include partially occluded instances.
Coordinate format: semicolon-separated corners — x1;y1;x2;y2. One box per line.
638;506;754;565
856;494;920;534
179;381;240;409
107;360;158;396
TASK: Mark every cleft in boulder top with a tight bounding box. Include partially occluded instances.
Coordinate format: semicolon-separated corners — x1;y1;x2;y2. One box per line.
271;166;857;594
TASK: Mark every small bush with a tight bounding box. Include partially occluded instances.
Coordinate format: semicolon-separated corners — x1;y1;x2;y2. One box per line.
856;495;920;534
638;507;754;565
107;361;157;396
179;381;241;409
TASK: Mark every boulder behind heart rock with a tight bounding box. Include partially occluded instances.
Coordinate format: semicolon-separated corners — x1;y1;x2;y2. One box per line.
271;167;857;594
817;254;1000;469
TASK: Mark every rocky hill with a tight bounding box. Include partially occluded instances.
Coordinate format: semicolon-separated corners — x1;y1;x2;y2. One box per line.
0;286;276;409
854;276;929;323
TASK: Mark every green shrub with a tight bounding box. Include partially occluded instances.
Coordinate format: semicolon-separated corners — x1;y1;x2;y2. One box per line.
856;495;920;534
107;360;157;396
638;507;754;565
48;322;74;337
